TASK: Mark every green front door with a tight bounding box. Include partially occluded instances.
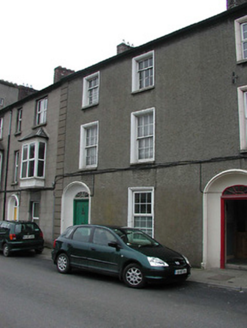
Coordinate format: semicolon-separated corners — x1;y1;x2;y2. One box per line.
73;199;89;225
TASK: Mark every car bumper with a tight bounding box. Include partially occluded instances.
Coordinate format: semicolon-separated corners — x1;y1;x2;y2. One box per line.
144;265;191;282
7;240;44;252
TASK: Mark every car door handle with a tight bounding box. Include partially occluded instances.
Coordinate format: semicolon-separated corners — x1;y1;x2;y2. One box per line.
91;247;96;251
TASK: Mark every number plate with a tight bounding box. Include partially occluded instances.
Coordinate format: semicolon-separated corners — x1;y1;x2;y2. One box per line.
174;268;187;275
23;235;35;240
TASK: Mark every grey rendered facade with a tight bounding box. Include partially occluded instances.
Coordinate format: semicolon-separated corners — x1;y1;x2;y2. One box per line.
0;2;247;269
53;3;247;268
0;85;61;244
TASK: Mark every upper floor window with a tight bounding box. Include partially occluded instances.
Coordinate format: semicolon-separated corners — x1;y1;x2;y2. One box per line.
0;117;3;139
82;72;100;108
0;151;2;186
130;108;155;164
128;187;154;237
35;97;48;126
79;121;99;169
16;108;22;133
238;86;247;151
0;98;4;107
13;150;19;184
235;16;247;62
132;51;154;92
21;141;46;179
242;23;247;59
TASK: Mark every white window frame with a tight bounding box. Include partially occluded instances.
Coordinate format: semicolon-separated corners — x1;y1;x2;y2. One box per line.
235;15;247;62
128;187;154;237
32;202;40;221
35;97;48;126
0;151;2;186
237;85;247;151
13;150;19;183
16;108;22;133
79;121;99;169
132;51;154;92
0;117;3;139
20;140;46;179
82;72;100;108
130;107;155;164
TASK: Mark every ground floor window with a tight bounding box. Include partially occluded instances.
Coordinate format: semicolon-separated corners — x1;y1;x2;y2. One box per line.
31;202;40;222
128;187;154;237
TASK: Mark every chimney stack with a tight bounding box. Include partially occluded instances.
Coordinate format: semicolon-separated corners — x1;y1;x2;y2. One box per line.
117;41;133;54
54;66;75;83
227;0;247;9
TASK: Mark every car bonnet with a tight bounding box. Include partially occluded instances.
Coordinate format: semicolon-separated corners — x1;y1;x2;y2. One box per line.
133;244;184;261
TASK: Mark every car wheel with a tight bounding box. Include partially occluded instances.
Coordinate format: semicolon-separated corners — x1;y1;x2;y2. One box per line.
3;244;10;257
57;253;70;273
123;263;145;288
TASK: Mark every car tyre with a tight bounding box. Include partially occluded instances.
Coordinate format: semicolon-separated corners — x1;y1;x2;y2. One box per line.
123;263;145;288
57;253;70;273
3;244;10;257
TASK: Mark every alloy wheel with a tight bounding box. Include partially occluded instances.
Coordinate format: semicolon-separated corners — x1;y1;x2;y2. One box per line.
123;264;145;288
57;253;70;273
3;244;10;257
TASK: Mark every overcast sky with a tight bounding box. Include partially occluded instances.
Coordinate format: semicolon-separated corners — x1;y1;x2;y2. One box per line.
1;0;226;90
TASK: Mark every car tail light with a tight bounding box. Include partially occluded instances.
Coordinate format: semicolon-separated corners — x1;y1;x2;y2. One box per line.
40;231;43;238
53;239;57;248
9;234;16;240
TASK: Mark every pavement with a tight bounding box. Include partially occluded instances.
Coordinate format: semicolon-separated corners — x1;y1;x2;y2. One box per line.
188;267;247;292
42;247;247;292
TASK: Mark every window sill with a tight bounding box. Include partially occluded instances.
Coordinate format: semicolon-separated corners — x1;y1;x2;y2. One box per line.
32;122;47;130
20;178;45;189
237;58;247;65
131;85;155;95
82;103;99;110
79;166;98;172
130;160;155;166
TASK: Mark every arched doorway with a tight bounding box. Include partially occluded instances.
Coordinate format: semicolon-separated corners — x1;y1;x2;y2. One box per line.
8;195;19;221
221;185;247;268
61;182;91;233
203;169;247;269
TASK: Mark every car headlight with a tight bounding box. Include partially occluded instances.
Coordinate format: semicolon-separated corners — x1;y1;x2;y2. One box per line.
183;256;190;266
147;257;169;267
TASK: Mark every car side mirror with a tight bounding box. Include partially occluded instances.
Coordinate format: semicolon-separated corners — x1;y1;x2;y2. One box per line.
108;241;121;249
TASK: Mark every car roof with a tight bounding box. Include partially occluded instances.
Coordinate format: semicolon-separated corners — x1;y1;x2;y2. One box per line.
0;220;37;224
68;224;140;231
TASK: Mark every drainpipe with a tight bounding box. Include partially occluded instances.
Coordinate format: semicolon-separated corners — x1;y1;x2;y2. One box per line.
2;110;12;220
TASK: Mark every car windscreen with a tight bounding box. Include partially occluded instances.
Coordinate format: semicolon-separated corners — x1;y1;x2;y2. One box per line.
113;228;159;247
15;223;40;234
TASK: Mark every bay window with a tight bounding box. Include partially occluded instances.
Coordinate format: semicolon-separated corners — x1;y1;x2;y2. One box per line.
20;140;46;187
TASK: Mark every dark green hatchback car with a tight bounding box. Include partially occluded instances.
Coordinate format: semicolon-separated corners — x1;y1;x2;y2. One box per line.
0;221;44;257
52;224;191;288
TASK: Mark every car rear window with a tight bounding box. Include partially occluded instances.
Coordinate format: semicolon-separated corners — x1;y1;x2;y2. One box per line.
15;223;40;234
0;222;10;230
